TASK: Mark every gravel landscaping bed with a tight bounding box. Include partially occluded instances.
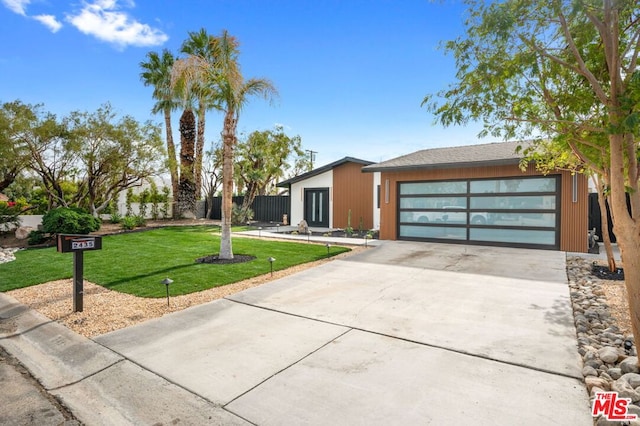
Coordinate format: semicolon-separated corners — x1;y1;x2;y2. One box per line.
567;256;640;425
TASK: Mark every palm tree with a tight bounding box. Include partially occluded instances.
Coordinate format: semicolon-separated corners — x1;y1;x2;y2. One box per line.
170;58;199;218
212;30;277;259
170;30;275;257
180;28;216;200
139;49;179;216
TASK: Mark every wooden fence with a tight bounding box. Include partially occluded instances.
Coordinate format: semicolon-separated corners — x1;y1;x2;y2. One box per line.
206;195;290;223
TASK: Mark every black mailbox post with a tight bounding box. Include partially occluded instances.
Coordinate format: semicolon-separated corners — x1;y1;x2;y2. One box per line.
57;234;102;312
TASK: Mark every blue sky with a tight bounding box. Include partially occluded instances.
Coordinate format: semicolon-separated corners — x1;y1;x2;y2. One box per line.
0;0;486;167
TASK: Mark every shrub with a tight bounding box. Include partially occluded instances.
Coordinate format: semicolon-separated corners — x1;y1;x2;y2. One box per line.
231;203;254;225
42;207;101;235
139;188;150;218
161;186;170;219
110;212;122;224
134;215;146;227
121;216;137;230
125;188;134;217
0;202;21;232
150;182;160;220
27;230;48;245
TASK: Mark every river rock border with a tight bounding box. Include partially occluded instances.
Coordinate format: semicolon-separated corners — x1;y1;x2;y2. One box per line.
568;256;640;425
0;247;20;264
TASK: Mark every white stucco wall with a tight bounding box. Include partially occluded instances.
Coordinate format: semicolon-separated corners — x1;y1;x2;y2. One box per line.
373;172;381;230
290;170;333;227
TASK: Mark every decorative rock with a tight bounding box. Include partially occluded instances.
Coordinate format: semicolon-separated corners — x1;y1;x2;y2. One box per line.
621;357;640;374
585;359;603;370
583;365;598;377
612;377;640;402
608;368;623;380
297;220;309;235
590;385;606;398
0;247;19;264
620;372;640;388
598;346;620;364
14;226;33;240
585;376;611;392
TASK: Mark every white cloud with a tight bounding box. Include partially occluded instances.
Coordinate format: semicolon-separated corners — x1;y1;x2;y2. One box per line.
1;0;30;16
33;14;63;32
66;0;168;48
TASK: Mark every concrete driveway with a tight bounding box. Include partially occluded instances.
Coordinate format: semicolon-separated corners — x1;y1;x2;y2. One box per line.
93;241;591;425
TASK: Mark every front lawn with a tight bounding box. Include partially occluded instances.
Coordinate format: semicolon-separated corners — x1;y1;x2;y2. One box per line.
0;226;349;297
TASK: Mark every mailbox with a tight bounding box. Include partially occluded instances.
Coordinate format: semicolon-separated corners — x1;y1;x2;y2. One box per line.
57;234;102;253
56;234;103;313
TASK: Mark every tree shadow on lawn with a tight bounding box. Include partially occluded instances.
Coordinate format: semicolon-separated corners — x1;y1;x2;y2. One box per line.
99;254;256;291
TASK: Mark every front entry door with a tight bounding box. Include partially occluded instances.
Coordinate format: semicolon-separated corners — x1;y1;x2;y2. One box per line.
304;188;329;227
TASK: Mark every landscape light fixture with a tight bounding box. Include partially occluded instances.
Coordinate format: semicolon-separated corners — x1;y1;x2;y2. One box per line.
364;234;369;247
325;243;331;259
307;230;312;243
161;277;173;307
624;339;634;354
276;224;280;233
268;257;276;276
258;226;262;238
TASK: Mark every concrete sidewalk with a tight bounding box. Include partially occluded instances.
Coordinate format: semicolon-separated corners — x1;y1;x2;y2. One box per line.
1;241;592;425
238;227;383;247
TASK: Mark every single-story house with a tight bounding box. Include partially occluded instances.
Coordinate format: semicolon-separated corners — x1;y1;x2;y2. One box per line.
277;157;380;230
362;141;588;252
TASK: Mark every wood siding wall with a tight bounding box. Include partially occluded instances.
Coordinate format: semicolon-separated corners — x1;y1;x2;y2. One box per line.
378;163;588;252
333;162;374;229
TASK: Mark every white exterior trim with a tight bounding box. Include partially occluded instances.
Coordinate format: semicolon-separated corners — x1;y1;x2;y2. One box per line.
290;170;333;227
373;172;381;230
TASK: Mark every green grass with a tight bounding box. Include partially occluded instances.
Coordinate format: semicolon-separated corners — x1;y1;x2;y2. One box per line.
0;226;350;297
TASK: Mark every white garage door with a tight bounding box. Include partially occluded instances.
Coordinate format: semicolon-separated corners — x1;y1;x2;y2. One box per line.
398;176;560;249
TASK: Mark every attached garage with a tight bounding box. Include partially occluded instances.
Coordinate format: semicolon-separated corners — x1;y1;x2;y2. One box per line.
363;141;589;252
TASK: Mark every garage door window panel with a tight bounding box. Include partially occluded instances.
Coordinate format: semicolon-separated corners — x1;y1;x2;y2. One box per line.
470;177;556;193
476;212;556;227
470;195;556;210
400;225;466;240
470;228;556;245
400;181;467;195
400;197;467;209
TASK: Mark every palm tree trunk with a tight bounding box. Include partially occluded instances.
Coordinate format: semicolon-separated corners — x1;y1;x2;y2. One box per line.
195;104;206;201
219;110;237;259
177;109;196;218
164;108;179;218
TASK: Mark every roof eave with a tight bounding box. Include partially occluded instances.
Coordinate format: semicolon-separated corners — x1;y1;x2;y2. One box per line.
362;158;522;173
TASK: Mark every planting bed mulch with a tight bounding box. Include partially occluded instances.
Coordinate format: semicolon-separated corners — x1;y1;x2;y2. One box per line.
196;254;256;264
592;264;625;281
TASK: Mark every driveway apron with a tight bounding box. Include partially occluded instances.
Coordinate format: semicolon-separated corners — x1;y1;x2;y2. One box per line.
96;241;591;425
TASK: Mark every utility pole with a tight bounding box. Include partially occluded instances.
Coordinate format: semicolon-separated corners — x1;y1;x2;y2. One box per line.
306;149;317;170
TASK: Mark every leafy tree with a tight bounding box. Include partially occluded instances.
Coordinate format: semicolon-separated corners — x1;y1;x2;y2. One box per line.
0;101;35;192
140;49;179;212
67;104;165;216
0;201;21;232
15;106;78;210
424;0;640;352
235;126;304;213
